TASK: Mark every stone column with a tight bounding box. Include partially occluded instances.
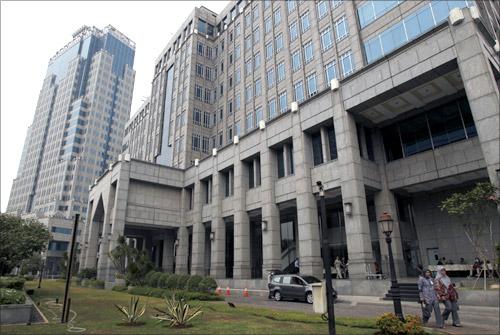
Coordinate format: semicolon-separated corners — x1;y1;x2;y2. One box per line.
320;127;330;162
283;144;290;176
233;155;251;279
450;8;500;187
162;233;175;273
97;188;115;281
261;141;282;276
372;130;406;277
175;226;189;274
253;158;260;186
211;170;226;278
82;200;99;269
190;179;205;275
292;113;322;277
334;102;374;278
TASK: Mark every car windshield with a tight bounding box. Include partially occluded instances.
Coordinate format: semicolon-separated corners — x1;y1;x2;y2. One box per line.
301;276;321;283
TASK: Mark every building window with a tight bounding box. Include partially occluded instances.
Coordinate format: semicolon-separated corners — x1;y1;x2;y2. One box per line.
245;85;253;103
279;91;287;113
235;68;241;84
340;51;354;77
253;27;260;44
317;0;329;19
235;45;241;60
203;112;211;128
197;42;204;56
306;73;317;97
300;12;311;32
245;59;252;75
245;13;251;27
292;50;302;72
325;60;337;85
289;21;298;42
192;109;201;125
255;78;262;97
303;41;314;63
265;16;272;34
268;98;277;120
273;8;282;26
332;0;343;9
205;67;212;81
267;67;275;87
277;62;285;82
294;81;304;103
204;89;211;103
255;107;263;124
246;112;254;131
192;133;201;151
202;136;210;154
327;126;338;160
228;100;233;115
235;22;241;36
235;94;241;111
253;5;260;21
334;16;348;41
266;41;274;59
235;120;241;136
312;132;324;166
357;0;399;29
287;0;297;13
245;35;252;50
320;27;334;51
196;63;204;77
277;148;285;178
254;52;261;69
275;33;284;51
227;126;233;143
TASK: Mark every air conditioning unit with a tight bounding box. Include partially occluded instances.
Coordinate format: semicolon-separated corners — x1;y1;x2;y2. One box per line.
469;6;480;21
449;8;464;26
224;24;228;30
212;148;218;156
291;101;299;113
108;163;113;170
233;135;239;144
124;154;131;161
259;120;266;130
194;29;198;34
330;78;340;91
194;158;199;166
118;154;123;161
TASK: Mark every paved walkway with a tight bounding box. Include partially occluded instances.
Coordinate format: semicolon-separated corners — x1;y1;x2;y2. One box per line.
223;293;499;335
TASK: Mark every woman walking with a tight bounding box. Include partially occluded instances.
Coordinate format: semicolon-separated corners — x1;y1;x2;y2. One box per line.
418;270;443;328
435;266;462;327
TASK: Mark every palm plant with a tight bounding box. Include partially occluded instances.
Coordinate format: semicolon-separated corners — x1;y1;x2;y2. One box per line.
114;296;147;324
152;295;202;328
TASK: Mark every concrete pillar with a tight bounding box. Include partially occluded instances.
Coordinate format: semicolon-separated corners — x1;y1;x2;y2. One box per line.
450;8;500;187
260;143;282;276
162;233;175;273
83;200;99;268
334;102;373;278
190;179;205;275
253;158;260;186
292;114;322;277
320;127;329;162
97;187;116;281
175;226;189;274
211;170;226;278
233;156;251;278
283;144;290;176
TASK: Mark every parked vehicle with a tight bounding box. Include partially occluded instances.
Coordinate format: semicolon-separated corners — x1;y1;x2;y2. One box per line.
268;274;337;304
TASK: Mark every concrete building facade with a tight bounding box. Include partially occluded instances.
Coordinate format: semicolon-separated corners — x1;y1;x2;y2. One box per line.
7;25;136;271
80;1;499;287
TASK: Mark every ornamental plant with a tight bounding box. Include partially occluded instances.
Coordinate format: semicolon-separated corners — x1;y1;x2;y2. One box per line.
114;296;147;325
152;295;202;328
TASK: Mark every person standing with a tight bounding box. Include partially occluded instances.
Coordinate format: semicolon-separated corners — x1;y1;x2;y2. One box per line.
334;256;343;279
435;266;461;327
418;270;443;328
293;257;300;274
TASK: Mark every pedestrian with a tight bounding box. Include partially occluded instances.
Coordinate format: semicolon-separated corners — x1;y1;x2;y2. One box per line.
334;256;343;279
342;257;349;278
293;257;300;274
435;266;461;327
418;269;443;328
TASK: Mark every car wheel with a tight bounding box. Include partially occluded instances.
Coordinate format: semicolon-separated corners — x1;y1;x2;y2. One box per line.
274;291;282;301
306;292;313;304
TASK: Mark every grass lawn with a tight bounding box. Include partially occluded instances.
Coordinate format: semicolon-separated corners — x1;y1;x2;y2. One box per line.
1;280;378;335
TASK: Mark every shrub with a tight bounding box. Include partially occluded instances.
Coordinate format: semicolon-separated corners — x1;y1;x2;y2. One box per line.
149;272;163;288
376;313;424;335
186;275;203;291
152;295;202;328
0;277;25;290
144;271;156;286
0;288;26;305
158;273;171;289
114;296;147;325
126;286;223;301
165;274;179;289
23;275;34;281
128;286;165;298
175;274;190;290
198;276;217;292
78;268;97;279
112;285;128;292
85;279;105;289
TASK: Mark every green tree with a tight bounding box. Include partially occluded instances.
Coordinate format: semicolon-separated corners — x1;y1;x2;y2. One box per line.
108;236;136;278
441;182;499;266
0;214;50;275
20;253;43;275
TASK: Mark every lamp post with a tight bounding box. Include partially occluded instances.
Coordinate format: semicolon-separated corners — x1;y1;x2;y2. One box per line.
378;212;404;321
316;181;336;335
37;252;45;289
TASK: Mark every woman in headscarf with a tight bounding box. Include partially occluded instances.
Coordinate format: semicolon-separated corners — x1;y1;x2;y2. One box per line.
434;266;461;327
418;269;443;328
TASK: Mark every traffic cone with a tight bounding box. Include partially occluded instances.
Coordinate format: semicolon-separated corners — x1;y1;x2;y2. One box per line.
215;287;222;295
225;286;231;296
243;288;249;297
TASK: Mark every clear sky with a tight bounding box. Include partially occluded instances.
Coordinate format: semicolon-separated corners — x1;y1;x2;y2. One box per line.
1;0;229;212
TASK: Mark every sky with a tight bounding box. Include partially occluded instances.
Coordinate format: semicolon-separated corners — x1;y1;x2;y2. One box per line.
0;0;229;212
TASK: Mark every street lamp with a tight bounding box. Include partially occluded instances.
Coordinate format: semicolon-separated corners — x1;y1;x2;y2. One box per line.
378;212;404;321
316;181;336;335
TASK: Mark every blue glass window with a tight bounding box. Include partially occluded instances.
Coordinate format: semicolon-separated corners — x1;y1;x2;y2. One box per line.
325;61;337;84
303;41;314;63
290;21;298;42
277;62;286;82
321;27;334;50
279;91;288;113
276;33;284;51
268;98;277;119
294;81;305;103
266;42;273;59
292;50;302;71
301;12;311;32
318;1;329;19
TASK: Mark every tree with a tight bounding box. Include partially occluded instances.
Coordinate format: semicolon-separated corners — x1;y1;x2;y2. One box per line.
20;253;43;275
441;182;499;267
0;214;50;275
59;251;80;279
109;236;137;278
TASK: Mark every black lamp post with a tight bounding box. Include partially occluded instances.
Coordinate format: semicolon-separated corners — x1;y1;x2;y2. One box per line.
316;181;336;335
378;212;404;321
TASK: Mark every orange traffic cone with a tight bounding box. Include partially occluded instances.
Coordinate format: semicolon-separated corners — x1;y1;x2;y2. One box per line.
215;287;222;295
225;287;231;296
243;288;249;298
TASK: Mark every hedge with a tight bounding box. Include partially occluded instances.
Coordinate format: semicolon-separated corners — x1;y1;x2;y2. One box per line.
127;286;222;301
186;275;203;291
0;288;26;305
157;273;170;289
0;277;25;290
149;272;163;288
81;279;105;289
112;285;128;292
